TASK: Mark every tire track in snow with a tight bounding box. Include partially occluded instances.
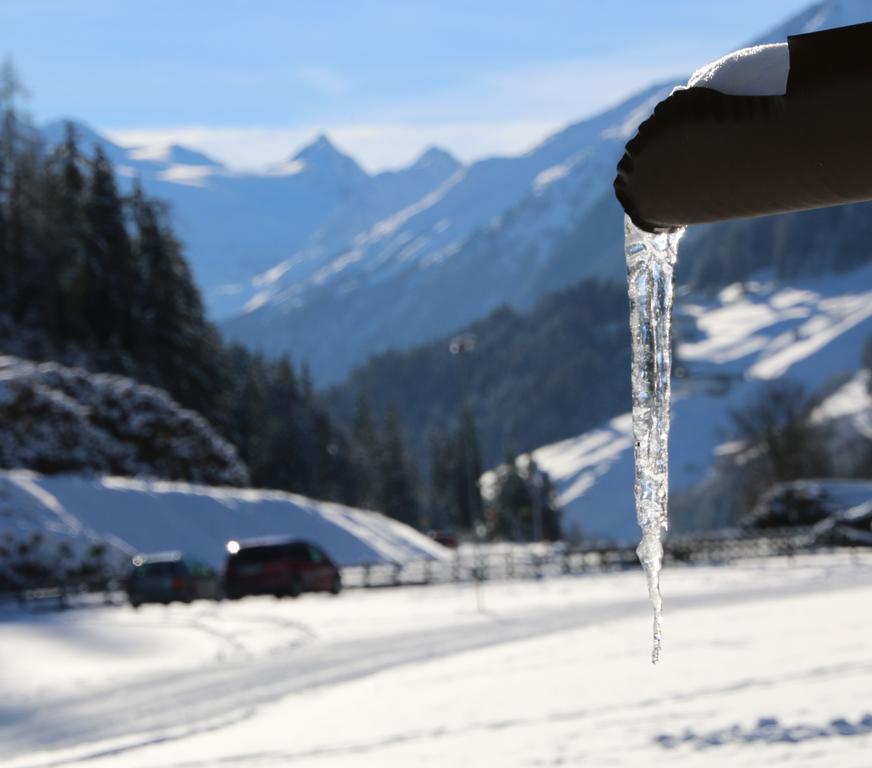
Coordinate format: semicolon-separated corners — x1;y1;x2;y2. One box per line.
5;572;872;767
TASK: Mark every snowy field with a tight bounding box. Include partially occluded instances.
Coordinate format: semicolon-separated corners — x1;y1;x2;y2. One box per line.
2;554;872;767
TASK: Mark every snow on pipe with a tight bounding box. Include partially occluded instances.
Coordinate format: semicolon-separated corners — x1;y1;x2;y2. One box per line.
615;21;872;232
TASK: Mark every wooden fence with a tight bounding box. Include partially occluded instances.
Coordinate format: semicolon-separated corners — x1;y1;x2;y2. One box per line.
339;527;839;589
2;528;869;607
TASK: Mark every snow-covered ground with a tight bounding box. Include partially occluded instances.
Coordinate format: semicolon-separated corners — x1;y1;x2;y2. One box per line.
531;264;872;540
2;554;871;767
0;471;448;572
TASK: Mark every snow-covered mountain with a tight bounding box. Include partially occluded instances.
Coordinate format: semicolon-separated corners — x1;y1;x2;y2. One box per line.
221;0;872;382
751;0;872;44
39;0;871;384
223;82;673;382
40;123;461;319
45;0;872;382
528;263;872;541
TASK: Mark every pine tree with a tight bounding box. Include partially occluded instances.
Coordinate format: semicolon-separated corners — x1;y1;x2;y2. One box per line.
491;453;531;541
225;347;271;479
454;407;483;530
488;455;561;541
0;59;28;314
424;411;484;532
375;407;419;527
130;182;225;414
258;357;303;490
427;429;453;529
45;122;88;343
83;146;136;355
525;458;561;541
350;392;379;507
6;146;39;322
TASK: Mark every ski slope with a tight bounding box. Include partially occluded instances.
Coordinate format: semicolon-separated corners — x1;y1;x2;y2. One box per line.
531;264;872;541
2;554;871;767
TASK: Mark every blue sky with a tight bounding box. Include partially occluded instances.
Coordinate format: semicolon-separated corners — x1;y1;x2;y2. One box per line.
2;0;812;171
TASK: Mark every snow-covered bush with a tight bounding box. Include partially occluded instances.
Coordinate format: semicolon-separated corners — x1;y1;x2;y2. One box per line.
0;476;133;591
0;356;249;486
743;479;872;530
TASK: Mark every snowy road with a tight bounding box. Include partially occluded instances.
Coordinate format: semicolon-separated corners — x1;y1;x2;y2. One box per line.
3;555;872;767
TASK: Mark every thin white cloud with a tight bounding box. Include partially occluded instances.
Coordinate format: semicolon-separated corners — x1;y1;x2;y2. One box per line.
294;66;349;95
105;120;560;173
104;46;707;173
371;47;700;125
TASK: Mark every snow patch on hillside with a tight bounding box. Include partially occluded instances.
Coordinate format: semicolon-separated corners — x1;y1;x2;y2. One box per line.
528;265;872;540
811;370;872;435
157;165;218;187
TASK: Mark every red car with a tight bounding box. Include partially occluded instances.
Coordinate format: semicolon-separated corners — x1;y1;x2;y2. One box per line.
224;538;342;599
427;529;459;548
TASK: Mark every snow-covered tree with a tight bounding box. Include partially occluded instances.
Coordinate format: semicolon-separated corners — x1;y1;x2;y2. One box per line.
0;357;249;486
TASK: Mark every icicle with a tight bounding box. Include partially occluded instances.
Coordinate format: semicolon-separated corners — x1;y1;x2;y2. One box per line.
624;215;684;664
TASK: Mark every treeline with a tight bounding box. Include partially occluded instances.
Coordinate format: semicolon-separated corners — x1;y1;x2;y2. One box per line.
0;63;566;538
0;67;222;416
342;397;561;539
0;65;356;508
325;280;632;540
679;200;872;292
0;66;509;533
328;279;632;469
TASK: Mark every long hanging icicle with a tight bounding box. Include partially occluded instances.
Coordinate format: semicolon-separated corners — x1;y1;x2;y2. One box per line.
624;215;685;664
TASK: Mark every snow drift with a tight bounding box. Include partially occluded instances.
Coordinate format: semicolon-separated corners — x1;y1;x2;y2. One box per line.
0;471;449;571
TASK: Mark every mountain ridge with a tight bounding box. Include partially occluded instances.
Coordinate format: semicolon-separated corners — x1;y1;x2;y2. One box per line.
222;81;674;383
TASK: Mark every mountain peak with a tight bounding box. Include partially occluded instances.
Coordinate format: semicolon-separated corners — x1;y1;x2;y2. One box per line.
752;0;872;45
42;118;115;149
292;133;341;162
411;146;461;172
164;144;223;168
289;133;367;180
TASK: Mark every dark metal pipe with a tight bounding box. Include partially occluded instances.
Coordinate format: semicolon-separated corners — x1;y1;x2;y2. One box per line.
614;22;872;232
